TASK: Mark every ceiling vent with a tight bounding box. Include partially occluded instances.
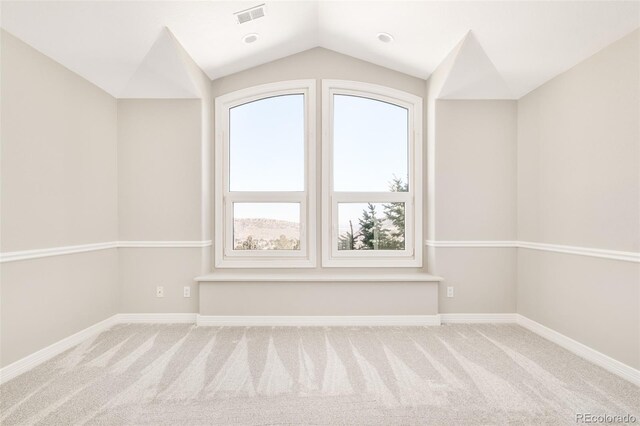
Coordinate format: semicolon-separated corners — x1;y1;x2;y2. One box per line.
234;4;266;24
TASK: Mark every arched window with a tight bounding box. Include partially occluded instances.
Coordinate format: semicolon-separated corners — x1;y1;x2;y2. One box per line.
322;80;422;267
214;80;316;268
214;79;422;268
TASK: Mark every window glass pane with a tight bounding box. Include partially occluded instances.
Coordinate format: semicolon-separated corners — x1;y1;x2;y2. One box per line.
337;202;405;250
229;94;304;191
333;95;408;192
233;203;300;250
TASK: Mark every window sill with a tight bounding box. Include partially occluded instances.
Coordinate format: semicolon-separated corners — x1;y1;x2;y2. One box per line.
195;272;442;283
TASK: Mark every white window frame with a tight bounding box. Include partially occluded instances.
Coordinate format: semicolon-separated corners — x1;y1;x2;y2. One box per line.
322;80;423;267
214;80;316;268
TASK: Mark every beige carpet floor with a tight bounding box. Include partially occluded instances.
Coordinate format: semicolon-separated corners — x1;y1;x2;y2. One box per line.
1;324;638;425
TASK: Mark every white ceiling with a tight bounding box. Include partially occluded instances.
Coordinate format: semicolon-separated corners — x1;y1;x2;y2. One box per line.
1;1;638;99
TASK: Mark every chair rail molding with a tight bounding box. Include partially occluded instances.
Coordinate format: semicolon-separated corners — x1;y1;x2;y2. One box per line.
118;240;212;248
425;240;518;248
517;241;639;263
0;242;119;263
0;240;213;263
425;240;639;263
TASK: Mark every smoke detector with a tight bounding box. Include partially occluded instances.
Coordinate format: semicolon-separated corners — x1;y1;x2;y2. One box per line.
234;4;267;24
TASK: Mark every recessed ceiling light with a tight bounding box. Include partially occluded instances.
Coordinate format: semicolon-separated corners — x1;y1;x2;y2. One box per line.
377;32;394;43
243;33;259;44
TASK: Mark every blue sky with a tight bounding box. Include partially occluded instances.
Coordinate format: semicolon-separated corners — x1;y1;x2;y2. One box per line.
230;93;408;229
230;94;305;192
333;94;408;192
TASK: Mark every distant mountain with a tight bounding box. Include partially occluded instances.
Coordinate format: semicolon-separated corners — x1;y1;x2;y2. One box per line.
233;218;299;242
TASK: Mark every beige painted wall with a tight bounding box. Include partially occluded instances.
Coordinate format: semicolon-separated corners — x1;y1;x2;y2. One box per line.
433;248;516;314
518;250;639;369
1;31;118;251
212;47;425;98
435;100;517;240
115;36;214;313
430;100;518;313
517;30;640;368
151;34;214;246
117;99;202;241
423;38;465;286
1;251;119;366
117;99;207;313
518;30;640;253
119;248;201;313
200;282;438;316
422;40;518;315
425;36;465;241
0;31;119;367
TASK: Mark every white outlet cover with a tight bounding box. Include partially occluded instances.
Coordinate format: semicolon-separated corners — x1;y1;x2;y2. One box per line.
156;286;164;297
183;286;191;298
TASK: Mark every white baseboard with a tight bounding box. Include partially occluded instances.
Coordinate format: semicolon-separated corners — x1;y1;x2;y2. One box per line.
516;315;640;387
440;313;518;324
0;313;196;384
0;314;119;385
433;313;640;386
196;314;442;327
117;313;198;324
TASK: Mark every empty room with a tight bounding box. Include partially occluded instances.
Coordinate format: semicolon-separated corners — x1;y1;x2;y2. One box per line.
0;1;639;424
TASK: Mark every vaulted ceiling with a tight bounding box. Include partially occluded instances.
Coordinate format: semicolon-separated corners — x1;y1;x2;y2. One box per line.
1;1;638;99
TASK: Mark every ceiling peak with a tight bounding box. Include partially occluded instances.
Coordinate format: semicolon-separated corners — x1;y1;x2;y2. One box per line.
438;32;513;100
120;28;199;99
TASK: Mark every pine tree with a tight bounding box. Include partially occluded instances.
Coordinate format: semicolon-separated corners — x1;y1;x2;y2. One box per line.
359;203;390;250
337;177;407;251
383;176;407;249
338;220;358;250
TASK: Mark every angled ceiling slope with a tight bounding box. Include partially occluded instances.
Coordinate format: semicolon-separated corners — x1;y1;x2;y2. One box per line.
120;28;199;99
438;32;513;100
2;1;638;99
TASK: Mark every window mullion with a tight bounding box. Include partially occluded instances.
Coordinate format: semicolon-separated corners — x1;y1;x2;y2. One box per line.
331;192;410;203
226;192;306;203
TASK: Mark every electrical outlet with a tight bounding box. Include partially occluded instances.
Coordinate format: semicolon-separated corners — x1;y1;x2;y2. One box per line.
183;286;191;298
447;286;454;298
156;286;164;298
